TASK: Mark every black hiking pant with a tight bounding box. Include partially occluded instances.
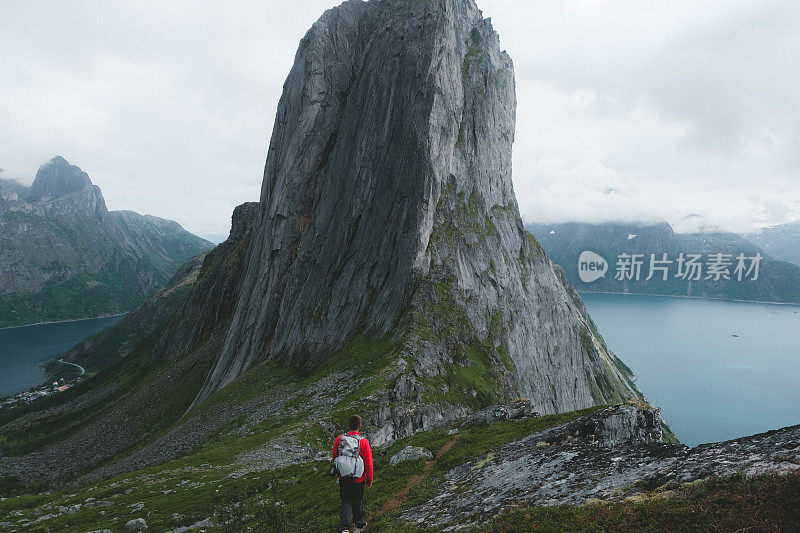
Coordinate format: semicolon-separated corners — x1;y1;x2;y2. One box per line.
338;479;366;529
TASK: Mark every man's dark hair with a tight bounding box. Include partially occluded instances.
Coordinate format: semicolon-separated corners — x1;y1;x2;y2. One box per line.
349;414;362;431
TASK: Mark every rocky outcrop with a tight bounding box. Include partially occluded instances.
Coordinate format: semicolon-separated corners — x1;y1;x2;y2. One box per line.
0;1;643;491
186;0;638;419
123;517;147;531
391;446;434;465
0;177;26;205
400;405;800;529
0;156;213;328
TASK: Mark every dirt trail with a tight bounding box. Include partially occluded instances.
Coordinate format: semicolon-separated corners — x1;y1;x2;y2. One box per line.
373;436;459;517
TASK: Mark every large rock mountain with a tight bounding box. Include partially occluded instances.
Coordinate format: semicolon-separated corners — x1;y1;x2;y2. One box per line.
527;221;800;303
0;156;213;328
2;4;797;528
172;0;640;415
0;0;640;490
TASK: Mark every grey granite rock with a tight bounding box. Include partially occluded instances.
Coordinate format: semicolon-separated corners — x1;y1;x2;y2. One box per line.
399;405;800;529
171;517;215;532
83;500;113;508
123;517;147;531
190;0;639;423
390;446;434;465
153;202;259;361
27;156;107;221
462;398;538;427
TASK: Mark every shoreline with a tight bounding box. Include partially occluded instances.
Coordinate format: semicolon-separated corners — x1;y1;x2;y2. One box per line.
577;290;800;308
1;314;127;400
0;312;128;331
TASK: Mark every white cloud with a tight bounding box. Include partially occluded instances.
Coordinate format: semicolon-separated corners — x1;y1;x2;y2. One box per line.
1;0;798;235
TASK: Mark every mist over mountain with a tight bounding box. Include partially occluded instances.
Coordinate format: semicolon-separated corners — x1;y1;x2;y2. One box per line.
527;220;800;303
0;156;213;328
746;221;800;268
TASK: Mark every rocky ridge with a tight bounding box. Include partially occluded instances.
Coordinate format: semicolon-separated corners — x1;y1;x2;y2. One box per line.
400;404;800;529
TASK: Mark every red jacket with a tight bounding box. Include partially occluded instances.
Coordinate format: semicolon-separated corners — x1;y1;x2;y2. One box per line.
332;430;373;484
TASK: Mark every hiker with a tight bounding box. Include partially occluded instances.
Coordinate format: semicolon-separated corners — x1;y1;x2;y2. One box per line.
332;414;373;532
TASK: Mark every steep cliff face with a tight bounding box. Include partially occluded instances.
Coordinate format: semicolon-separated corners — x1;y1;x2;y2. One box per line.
0;156;213;328
153;202;259;361
193;0;638;414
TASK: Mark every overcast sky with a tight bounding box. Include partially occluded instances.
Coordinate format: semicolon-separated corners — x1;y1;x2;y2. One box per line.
1;0;798;239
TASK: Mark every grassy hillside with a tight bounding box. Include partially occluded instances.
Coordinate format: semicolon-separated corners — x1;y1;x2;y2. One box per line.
47;253;207;377
1;399;797;531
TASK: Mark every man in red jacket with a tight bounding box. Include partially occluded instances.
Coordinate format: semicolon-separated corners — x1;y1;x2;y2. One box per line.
332;414;373;532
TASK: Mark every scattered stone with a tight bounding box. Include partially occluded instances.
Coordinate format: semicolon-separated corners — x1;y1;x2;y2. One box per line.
129;501;145;513
172;513;184;522
123;517;148;531
171;517;215;532
390;446;434;466
84;500;114;508
463;399;538;427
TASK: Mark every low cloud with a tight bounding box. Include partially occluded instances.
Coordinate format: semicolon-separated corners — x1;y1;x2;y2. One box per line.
1;0;798;235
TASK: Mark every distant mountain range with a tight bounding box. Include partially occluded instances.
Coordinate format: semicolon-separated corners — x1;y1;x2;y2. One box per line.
745;221;800;267
0;156;213;328
526;221;800;304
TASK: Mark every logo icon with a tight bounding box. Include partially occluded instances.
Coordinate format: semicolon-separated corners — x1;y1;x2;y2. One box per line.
578;251;608;283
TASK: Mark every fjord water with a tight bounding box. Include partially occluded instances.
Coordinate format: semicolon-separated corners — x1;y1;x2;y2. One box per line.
0;316;122;398
582;293;800;447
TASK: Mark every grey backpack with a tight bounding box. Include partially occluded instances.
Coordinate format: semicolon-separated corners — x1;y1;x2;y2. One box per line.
333;434;365;479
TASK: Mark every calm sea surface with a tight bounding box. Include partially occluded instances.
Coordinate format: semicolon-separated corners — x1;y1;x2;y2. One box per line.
0;316;123;398
582;293;800;447
2;297;799;446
